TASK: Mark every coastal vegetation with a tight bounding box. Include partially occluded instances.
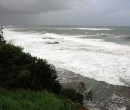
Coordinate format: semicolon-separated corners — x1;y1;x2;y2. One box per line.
0;43;61;93
0;88;79;110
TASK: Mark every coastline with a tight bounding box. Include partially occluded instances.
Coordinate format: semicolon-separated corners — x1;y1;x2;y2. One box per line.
4;26;130;110
56;68;130;110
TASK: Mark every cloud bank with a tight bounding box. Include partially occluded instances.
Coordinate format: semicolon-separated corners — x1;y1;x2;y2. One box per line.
0;0;82;14
0;0;130;26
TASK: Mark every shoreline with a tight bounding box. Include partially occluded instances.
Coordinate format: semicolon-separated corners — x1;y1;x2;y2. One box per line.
56;67;130;110
4;27;130;109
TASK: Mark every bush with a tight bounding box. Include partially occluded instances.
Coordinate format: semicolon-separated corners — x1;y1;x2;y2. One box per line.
85;90;93;101
0;33;5;43
0;43;61;93
61;88;84;105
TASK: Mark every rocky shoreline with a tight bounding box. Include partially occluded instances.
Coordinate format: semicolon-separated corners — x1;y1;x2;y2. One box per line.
56;68;130;110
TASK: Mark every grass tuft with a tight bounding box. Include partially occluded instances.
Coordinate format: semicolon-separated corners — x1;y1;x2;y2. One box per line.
0;88;79;110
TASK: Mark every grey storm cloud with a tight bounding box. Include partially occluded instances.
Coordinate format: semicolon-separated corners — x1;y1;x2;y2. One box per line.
0;0;130;26
0;0;79;14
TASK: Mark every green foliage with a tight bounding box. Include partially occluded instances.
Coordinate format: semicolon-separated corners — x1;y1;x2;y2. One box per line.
0;43;61;93
77;82;93;101
85;90;93;101
77;82;86;93
0;88;79;110
61;88;84;105
0;33;5;43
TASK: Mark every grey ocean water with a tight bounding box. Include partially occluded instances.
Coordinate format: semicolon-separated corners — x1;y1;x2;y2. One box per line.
9;25;130;45
4;25;130;110
5;25;130;86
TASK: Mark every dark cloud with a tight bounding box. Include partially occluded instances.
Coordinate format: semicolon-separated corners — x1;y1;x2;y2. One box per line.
0;0;130;26
0;0;77;15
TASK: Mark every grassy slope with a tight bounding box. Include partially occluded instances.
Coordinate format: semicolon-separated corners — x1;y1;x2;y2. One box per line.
0;88;79;110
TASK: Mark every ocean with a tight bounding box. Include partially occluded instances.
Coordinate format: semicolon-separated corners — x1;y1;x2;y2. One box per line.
4;25;130;87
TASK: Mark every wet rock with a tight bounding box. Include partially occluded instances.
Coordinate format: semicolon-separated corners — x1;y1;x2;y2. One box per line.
45;41;59;44
56;68;130;110
42;37;55;39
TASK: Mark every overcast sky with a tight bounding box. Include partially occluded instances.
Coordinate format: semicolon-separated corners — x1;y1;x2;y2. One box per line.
0;0;130;26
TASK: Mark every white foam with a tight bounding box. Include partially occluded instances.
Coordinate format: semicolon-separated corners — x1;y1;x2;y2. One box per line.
70;28;113;30
46;27;113;31
4;29;130;86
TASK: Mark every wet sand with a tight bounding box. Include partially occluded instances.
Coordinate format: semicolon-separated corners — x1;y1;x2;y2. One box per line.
56;68;130;110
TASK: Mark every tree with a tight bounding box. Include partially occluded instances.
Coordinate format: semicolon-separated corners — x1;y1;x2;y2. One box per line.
0;25;5;43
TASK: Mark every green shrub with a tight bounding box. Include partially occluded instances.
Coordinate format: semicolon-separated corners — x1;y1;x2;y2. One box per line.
85;90;93;101
61;88;84;105
0;34;6;43
0;43;61;93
